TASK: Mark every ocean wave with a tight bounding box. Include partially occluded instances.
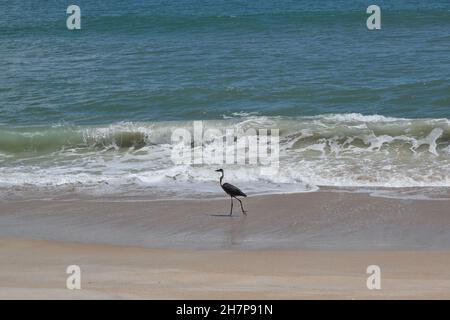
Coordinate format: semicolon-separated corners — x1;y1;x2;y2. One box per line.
1;114;449;153
1;114;450;197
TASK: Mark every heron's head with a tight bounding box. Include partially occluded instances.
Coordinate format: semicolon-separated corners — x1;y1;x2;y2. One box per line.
215;169;223;173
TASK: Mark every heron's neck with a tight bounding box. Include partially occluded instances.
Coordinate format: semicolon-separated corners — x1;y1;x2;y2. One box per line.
219;172;224;185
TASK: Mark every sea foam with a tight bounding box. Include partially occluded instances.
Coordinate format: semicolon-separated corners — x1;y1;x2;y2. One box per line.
1;113;450;199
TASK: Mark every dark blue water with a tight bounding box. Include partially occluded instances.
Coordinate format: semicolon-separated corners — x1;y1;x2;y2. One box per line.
1;0;449;126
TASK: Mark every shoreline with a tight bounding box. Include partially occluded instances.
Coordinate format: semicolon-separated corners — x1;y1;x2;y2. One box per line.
1;190;450;250
2;185;449;203
2;190;450;299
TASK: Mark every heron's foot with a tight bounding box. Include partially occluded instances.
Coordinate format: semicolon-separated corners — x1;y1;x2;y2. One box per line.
242;211;247;216
229;212;233;216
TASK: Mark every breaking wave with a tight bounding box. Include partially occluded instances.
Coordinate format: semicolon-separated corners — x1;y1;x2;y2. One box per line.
1;113;450;199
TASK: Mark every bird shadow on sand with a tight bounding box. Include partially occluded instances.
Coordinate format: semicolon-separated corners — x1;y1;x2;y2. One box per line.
209;214;246;218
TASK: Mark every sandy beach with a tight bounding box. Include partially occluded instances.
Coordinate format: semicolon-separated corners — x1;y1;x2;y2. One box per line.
2;238;450;300
1;190;450;299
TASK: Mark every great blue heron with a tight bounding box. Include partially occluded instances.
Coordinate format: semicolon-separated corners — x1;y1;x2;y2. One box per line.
215;169;247;216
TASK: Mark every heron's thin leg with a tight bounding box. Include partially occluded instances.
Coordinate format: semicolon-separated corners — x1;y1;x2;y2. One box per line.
235;197;247;215
229;196;233;216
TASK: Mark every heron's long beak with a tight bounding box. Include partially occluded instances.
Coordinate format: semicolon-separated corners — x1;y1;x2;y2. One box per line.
215;169;222;172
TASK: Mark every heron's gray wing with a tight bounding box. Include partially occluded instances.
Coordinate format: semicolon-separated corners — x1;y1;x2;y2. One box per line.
222;183;247;197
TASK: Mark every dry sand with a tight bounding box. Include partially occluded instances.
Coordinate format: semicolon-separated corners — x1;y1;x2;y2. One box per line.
2;238;450;299
1;191;450;299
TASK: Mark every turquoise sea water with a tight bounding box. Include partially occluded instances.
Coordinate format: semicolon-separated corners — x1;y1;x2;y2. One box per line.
1;1;450;198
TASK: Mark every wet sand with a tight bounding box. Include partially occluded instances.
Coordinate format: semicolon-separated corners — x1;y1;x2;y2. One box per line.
1;191;450;250
1;191;450;299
